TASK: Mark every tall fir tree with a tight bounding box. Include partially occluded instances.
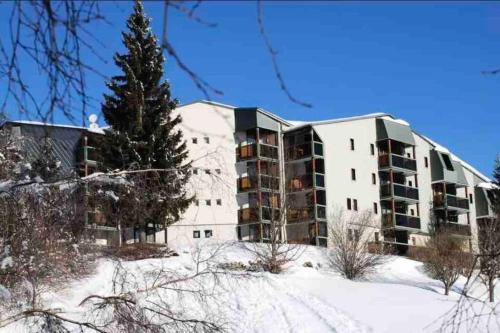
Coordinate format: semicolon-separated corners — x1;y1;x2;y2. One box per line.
492;156;500;215
99;0;192;233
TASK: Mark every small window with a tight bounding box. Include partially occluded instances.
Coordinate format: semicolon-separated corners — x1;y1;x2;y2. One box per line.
204;230;212;238
407;153;411;158
351;168;356;181
373;202;378;214
375;232;379;243
412;237;416;246
408;180;413;187
370;144;375;156
424;156;429;168
350;138;355;151
215;169;221;175
348;229;354;241
410;209;415;216
216;199;222;206
347;198;352;210
195;200;199;206
353;199;358;211
206;199;211;206
192;138;198;144
469;194;473;204
193;231;200;238
204;137;210;144
354;229;360;241
193;168;198;175
372;173;376;185
205;169;211;174
441;153;454;171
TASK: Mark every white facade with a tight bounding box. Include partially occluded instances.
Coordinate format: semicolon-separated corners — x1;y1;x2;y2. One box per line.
166;101;493;252
167;101;240;248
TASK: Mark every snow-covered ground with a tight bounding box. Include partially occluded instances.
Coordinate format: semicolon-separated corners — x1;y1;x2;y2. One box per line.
2;241;499;333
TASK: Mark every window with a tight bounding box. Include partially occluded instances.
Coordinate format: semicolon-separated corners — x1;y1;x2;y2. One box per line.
195;200;199;206
351;168;356;181
354;229;360;241
193;231;200;238
350;138;355;151
370;144;375;155
206;199;211;206
412;237;416;246
424;157;429;168
193;168;198;175
348;229;354;241
408;180;413;187
373;202;378;214
441;153;454;171
372;173;376;185
347;198;352;210
353;199;358;211
215;169;221;175
216;199;222;206
205;230;213;238
407;153;411;158
469;194;473;204
192;138;198;144
410;209;415;216
375;232;379;243
205;169;211;175
204;137;210;144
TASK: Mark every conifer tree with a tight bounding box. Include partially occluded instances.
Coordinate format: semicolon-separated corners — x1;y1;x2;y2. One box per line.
99;0;192;238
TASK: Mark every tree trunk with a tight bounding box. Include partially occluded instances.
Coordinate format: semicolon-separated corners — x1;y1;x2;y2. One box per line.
444;284;450;296
489;277;494;302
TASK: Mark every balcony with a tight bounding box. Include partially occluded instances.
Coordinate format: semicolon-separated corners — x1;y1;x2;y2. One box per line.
382;213;421;230
287;174;314;192
287;206;315;223
379;153;417;174
260;143;279;160
236;143;257;161
237;175;279;192
434;194;469;211
380;183;419;202
238;208;260;224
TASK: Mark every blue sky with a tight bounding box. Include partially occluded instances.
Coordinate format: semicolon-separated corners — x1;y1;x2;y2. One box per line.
2;1;499;176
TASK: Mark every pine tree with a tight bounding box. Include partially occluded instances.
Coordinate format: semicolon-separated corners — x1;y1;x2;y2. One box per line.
99;0;192;238
492;156;500;214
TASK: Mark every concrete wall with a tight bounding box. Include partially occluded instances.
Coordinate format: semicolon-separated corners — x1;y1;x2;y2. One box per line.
167;102;239;249
312;118;380;223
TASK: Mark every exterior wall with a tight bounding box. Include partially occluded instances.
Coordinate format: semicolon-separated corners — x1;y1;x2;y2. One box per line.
312;118;380;225
463;167;479;252
167;102;239;249
411;134;434;247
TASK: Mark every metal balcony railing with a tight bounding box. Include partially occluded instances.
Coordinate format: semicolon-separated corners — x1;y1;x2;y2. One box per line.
380;182;419;201
382;213;421;230
379;153;417;172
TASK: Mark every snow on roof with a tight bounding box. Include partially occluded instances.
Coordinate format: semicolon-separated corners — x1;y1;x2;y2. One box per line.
5;120;105;134
477;182;497;190
284;112;390;131
380;116;410;126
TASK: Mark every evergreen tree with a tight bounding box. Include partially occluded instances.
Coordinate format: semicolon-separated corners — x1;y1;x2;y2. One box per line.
492;156;500;214
99;0;192;235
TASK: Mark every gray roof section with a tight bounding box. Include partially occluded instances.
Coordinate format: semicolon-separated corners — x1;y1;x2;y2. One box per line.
376;118;415;145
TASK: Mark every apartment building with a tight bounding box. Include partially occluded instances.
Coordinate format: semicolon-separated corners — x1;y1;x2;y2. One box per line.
174;101;495;252
2;101;495;252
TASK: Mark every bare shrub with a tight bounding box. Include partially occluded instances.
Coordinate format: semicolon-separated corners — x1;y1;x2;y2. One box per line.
422;230;470;296
327;209;386;280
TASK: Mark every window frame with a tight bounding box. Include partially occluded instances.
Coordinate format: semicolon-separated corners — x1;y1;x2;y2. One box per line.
193;230;200;238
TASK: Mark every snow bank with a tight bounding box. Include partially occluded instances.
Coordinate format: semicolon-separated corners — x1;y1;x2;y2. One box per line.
1;242;498;333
